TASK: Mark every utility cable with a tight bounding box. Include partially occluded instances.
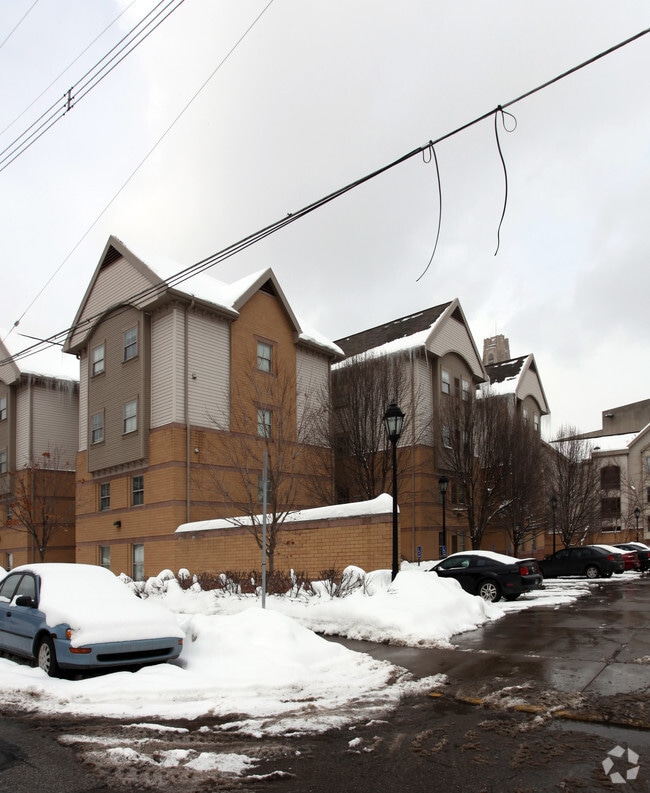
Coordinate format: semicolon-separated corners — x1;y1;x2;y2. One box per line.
7;0;276;339
3;24;650;365
0;0;185;174
0;0;39;50
0;0;138;140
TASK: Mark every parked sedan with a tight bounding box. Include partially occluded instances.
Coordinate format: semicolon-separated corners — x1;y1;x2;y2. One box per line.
614;542;650;572
0;564;184;676
431;550;543;603
539;546;624;579
593;544;640;572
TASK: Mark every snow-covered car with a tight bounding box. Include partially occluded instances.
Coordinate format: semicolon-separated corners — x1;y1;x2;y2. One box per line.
614;541;650;572
430;550;543;602
0;563;184;676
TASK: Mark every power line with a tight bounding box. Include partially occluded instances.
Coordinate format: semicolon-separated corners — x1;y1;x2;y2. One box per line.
8;0;276;336
0;0;138;140
0;0;186;174
0;0;39;50
4;24;650;366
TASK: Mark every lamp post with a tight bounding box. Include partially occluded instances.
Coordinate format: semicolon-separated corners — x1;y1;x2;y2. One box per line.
634;506;641;542
438;475;449;558
384;402;404;581
550;494;558;555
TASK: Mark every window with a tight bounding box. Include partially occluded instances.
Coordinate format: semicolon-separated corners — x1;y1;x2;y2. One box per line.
123;399;137;434
132;475;144;506
258;474;273;504
461;378;470;401
132;543;144;581
92;343;105;376
647;487;650;504
258;408;272;438
441;369;451;395
523;408;529;424
99;482;110;511
123;326;138;361
4;552;12;571
99;546;111;569
600;465;620;490
91;412;104;444
0;396;6;421
257;341;273;373
600;496;620;520
533;414;540;432
0;449;6;474
442;425;452;448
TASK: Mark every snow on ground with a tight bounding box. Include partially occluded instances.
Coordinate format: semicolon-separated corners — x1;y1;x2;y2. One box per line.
0;563;632;742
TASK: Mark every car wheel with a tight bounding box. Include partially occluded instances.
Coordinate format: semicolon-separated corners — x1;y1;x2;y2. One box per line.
477;580;501;603
584;564;601;580
37;636;60;677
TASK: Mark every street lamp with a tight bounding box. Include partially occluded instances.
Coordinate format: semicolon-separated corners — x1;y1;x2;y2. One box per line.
384;402;404;581
634;506;641;542
550;494;558;555
438;475;449;558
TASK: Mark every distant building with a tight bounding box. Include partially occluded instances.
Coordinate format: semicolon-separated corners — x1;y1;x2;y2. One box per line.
0;332;79;567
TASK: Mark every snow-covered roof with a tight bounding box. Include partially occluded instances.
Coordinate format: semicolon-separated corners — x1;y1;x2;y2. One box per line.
176;494;394;534
0;327;79;383
590;432;639;453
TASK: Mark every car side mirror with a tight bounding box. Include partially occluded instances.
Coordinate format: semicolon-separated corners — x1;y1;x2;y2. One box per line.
15;595;36;608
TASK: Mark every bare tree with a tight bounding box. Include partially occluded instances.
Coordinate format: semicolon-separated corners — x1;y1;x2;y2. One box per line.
500;414;546;554
547;427;600;548
439;389;513;549
204;362;333;574
331;351;428;502
2;450;75;561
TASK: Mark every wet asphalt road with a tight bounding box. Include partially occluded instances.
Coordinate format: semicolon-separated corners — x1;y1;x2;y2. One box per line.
1;575;650;792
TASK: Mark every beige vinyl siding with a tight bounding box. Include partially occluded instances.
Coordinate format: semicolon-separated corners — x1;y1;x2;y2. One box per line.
187;312;230;429
15;387;30;468
296;348;328;442
519;368;547;413
78;351;88;451
413;356;434;445
428;316;483;380
68;256;154;350
151;308;184;427
30;383;78;468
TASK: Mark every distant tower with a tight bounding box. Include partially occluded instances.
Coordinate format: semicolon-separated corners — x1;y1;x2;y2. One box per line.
483;334;510;365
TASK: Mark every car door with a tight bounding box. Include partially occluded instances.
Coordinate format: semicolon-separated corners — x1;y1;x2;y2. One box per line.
7;573;41;657
0;572;24;653
435;555;473;593
543;548;570;576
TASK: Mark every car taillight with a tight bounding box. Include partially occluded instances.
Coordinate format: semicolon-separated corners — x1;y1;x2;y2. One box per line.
519;565;529;575
607;555;614;561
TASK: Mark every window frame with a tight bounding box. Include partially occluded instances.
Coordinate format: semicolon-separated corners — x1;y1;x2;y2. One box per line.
441;369;451;395
0;395;6;421
123;326;138;362
0;448;6;474
131;475;144;506
257;407;272;438
99;482;110;512
91;342;105;376
257;341;273;373
99;546;111;569
132;543;145;581
123;399;138;434
91;411;104;445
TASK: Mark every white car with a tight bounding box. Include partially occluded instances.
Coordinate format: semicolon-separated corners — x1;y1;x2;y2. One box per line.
0;563;184;676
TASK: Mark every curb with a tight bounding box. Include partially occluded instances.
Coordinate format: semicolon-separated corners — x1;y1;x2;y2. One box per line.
429;691;650;730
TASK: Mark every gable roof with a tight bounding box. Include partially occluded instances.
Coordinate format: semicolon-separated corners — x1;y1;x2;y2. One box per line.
1;328;78;385
64;236;342;358
334;299;486;380
484;353;550;415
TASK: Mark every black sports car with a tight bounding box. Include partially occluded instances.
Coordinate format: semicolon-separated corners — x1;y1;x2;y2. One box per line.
431;550;543;603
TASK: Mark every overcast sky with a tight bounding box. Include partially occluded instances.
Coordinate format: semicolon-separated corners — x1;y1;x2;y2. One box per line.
1;0;649;436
